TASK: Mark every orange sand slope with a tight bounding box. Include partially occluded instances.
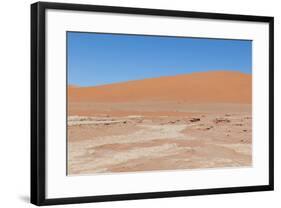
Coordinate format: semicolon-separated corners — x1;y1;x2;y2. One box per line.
68;71;251;104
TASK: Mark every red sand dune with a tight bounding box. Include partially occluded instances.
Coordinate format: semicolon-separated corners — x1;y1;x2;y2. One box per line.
68;71;251;104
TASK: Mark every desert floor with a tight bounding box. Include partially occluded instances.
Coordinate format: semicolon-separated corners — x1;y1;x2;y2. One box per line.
67;102;252;175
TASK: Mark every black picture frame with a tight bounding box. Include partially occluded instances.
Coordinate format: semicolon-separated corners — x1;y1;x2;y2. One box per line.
31;1;274;206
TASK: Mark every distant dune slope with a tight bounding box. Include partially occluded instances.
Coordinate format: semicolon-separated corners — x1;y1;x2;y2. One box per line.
68;71;252;104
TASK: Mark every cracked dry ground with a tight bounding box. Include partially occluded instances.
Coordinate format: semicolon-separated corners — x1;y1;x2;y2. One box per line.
67;111;252;175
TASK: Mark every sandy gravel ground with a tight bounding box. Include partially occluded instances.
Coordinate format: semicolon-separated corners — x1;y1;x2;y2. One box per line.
67;104;251;175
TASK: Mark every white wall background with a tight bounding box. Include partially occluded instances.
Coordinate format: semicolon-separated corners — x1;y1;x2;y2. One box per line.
0;0;279;207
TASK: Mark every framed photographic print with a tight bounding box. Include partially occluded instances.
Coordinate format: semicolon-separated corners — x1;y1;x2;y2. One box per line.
31;2;274;206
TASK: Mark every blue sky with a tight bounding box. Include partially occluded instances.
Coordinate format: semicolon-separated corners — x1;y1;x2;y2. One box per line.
67;32;252;87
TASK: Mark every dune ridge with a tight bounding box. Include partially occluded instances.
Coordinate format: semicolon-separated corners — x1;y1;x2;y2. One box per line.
68;70;251;104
